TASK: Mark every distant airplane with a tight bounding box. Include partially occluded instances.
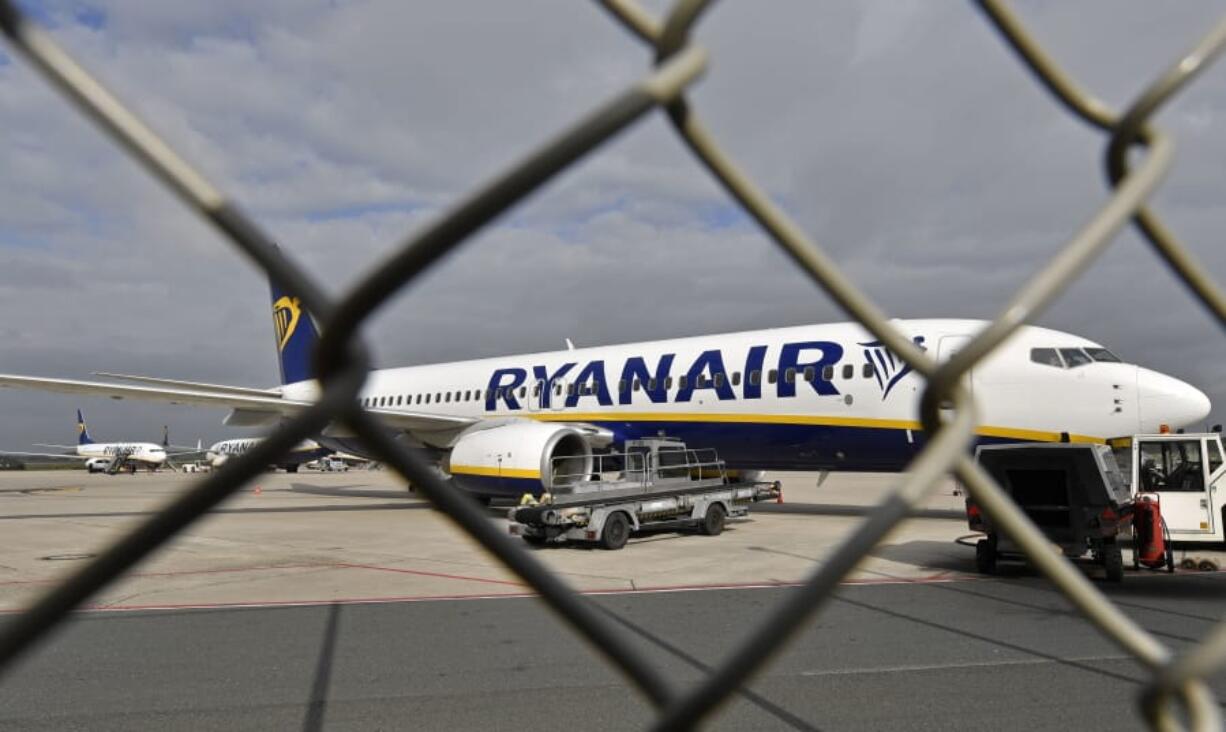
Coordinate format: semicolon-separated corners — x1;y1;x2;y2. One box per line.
5;410;174;473
0;274;1210;498
205;436;331;473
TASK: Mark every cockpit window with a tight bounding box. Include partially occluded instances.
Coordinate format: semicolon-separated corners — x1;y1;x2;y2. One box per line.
1059;348;1093;368
1030;348;1063;368
1083;347;1121;363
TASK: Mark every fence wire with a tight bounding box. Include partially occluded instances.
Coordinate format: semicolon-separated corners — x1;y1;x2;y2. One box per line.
0;0;1224;728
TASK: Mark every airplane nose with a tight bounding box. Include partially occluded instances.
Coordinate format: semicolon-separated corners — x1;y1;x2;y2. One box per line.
1136;367;1211;431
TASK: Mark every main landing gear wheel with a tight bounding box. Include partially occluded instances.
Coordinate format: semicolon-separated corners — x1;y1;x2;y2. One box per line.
600;512;630;551
699;503;726;536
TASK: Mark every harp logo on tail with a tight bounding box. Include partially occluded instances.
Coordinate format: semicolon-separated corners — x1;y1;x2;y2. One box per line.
272;296;302;353
859;336;926;400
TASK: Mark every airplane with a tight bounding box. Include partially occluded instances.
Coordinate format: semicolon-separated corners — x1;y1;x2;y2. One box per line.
205;436;331;472
4;409;172;473
0;276;1211;499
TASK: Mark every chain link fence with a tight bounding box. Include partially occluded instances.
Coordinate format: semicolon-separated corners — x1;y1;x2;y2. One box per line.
1;0;1225;728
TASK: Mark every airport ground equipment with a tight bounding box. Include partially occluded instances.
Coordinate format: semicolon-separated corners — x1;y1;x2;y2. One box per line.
1110;432;1226;545
967;444;1133;581
507;438;779;549
1128;493;1174;572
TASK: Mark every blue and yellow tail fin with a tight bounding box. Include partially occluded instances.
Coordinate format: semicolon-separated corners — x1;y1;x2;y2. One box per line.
270;278;320;385
76;409;94;445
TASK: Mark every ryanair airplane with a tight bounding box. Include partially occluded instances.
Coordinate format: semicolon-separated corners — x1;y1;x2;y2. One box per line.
0;279;1210;498
4;409;172;472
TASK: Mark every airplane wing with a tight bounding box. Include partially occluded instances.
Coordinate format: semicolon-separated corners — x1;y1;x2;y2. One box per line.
91;372;281;398
1;451;90;461
0;374;476;435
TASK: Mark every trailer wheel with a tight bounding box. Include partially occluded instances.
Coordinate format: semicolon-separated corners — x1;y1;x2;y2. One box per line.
600;512;630;550
975;539;997;575
699;503;726;537
1104;544;1124;583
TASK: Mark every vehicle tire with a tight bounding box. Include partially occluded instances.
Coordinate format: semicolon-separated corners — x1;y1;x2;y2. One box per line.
1104;544;1124;583
699;503;726;537
522;533;548;547
600;512;630;551
1166;547;1175;574
286;465;299;474
975;539;997;575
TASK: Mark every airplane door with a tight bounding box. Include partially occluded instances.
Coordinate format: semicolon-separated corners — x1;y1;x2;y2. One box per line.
936;335;974;393
1138;437;1214;536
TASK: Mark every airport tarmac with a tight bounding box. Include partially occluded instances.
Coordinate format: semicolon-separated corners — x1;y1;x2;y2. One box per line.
0;469;1223;729
0;470;984;611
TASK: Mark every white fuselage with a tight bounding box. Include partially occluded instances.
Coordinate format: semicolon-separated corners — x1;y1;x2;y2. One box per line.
206;437;328;467
287;319;1210;472
77;442;167;465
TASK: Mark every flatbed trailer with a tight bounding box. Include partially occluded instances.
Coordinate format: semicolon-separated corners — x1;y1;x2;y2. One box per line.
507;438;779;549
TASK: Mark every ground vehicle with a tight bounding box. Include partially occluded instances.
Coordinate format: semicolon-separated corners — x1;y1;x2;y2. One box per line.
507;438;778;549
968;444;1132;581
85;457;112;474
1112;431;1226;543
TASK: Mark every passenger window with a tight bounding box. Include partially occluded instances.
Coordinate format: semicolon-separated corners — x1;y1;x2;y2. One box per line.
750;370;760;386
647;378;656;391
1139;439;1205;492
784;368;795;384
696;375;709;388
822;365;834;381
1084;347;1121;363
518;386;526;398
863;363;874;378
768;369;777;384
437;392;442;403
842;364;853;379
1059;348;1093;368
633;379;642;392
678;376;688;390
666;377;674;389
567;383;576;396
731;372;741;387
425;394;431;404
554;383;562;396
445;392;451;403
532;384;541;397
618;379;627;393
415;394;421;405
714;373;725;388
804;366;815;382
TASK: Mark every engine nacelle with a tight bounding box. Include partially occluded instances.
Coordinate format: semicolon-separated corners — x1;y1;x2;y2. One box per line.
448;422;592;498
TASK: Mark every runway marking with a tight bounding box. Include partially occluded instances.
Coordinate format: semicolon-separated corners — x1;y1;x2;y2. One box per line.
799;654;1133;677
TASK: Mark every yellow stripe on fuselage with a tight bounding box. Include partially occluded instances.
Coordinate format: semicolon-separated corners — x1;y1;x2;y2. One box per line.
450;465;541;479
524;411;1105;444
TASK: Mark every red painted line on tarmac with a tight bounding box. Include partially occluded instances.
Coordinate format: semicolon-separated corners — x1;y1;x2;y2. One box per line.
330;562;526;588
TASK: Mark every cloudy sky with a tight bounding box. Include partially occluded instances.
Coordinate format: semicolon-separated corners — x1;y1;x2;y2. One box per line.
0;0;1224;450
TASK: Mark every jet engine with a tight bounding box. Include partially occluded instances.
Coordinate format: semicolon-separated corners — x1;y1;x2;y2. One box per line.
447;422;592;498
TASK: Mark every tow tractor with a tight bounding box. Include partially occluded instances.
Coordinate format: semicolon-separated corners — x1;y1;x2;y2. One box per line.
1110;431;1226;544
507;438;779;549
